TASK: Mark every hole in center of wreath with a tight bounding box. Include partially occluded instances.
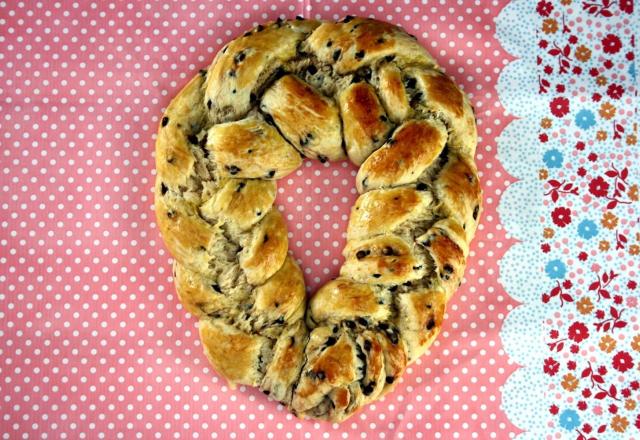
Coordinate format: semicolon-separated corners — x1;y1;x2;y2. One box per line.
274;158;359;294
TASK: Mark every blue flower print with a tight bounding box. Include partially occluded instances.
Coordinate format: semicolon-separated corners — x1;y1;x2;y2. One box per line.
543;149;563;168
577;219;598;239
575;109;596;129
559;409;581;431
630;62;636;80
545;259;566;279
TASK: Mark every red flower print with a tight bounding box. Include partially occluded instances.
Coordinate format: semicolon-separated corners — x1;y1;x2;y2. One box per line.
544;65;553;75
570;344;579;354
603;59;614;69
541;243;551;253
589;67;599;77
549;96;570;117
567;360;576;370
551;206;572;227
572;66;582;75
577;167;587;177
549;404;559;415
597;365;607;376
612;351;634;372
568;322;589;343
539;39;549;49
614;295;623;304
568;35;578;44
537;0;554;17
588;153;597;162
592;93;602;102
619;0;633;13
562;280;572;289
631;381;639;390
622;388;631;398
577;401;588;411
601;34;622;54
550;329;559;339
575;141;585;151
589;176;610;197
582;388;592;398
556;84;565;93
595;309;605;319
578;251;588;261
606;83;624;100
626;51;635;61
608;404;618;414
539;133;549;142
544;357;560;376
628;280;637;290
582;423;592;433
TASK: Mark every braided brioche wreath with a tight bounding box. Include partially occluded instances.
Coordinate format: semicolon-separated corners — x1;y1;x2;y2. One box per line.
154;16;482;422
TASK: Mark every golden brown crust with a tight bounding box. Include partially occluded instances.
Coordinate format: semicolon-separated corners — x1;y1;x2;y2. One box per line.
240;208;289;285
338;82;392;166
341;235;427;285
346;186;433;241
199;318;271;387
261;75;344;161
206;116;302;179
356;119;448;193
156;16;481;424
200;178;277;233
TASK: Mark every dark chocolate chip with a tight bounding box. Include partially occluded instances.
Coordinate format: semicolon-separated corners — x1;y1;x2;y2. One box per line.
376;37;385;44
267;170;276;178
256;24;264;31
264;113;275;125
403;281;412;287
354;50;365;60
332;326;338;333
356;250;368;260
325;336;337;347
166;210;175;219
356;317;368;326
211;284;222;293
274;302;279;308
332;49;342;62
290;336;296;346
263;390;269;395
199;69;207;77
326;40;333;47
295;15;304;20
387;329;399;345
256;211;262;216
385;55;396;62
263;234;269;243
362;383;375;396
410;92;423;106
416;182;428;191
345;320;356;329
207;99;212;110
372;273;381;278
318;155;328;164
378;322;389;331
443;264;454;274
426;318;436;330
187;134;198;145
227;165;241;175
465;173;474;183
473;205;479;221
343;15;354;23
234;52;245;63
250;93;257;103
161;116;169;127
160;183;168;195
385;376;395;384
382;246;393;256
363;340;372;351
228;70;236;77
299;136;309;147
388;285;398;292
316;371;326;380
379;115;388;122
222;46;228;54
276;17;284;25
307;64;318;75
412;265;422;270
274;317;285;325
361;177;368;188
405;77;417;89
232;89;236;94
236;182;245;192
243;31;251;37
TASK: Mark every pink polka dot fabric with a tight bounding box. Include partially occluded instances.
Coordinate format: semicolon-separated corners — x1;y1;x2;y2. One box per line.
0;1;520;438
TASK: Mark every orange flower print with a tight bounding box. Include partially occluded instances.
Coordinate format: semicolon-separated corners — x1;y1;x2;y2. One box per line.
599;334;616;353
598;102;616;120
629;184;639;201
539;169;548;180
543;228;555;239
599;240;610;251
560;0;571;4
632;334;640;352
625;399;636;411
540;117;552;129
542;18;558;34
627;134;638;145
596;130;607;141
576;296;594;315
610;415;628;433
601;211;618;230
574;45;592;62
561;373;579;391
596;75;608;86
630;244;639;256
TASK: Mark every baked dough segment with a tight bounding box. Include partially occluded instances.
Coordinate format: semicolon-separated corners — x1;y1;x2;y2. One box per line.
341;234;427;285
308;278;391;326
356;119;448;193
375;63;411;123
239;208;289;285
409;68;478;156
346;186;433;241
338;82;392;166
261;320;309;404
304;17;438;75
199;178;277;233
206;116;303;179
260;75;344;162
205;19;320;122
395;287;447;362
199;318;272;387
434;154;482;243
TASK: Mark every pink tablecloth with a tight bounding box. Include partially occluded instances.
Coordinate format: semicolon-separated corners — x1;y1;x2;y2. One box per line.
2;0;520;438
